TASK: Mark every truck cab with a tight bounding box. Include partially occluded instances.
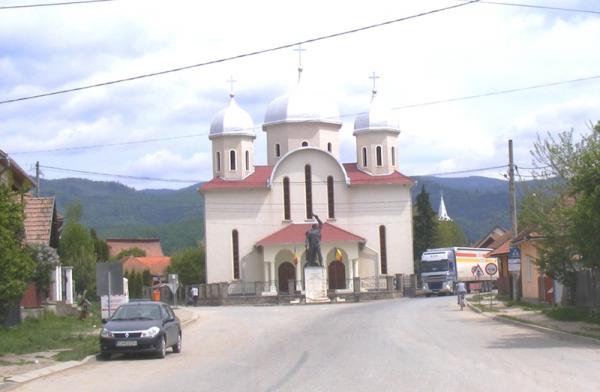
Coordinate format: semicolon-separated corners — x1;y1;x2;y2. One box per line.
420;249;456;296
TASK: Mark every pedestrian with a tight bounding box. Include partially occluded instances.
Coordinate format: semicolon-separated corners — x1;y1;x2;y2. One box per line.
191;286;199;306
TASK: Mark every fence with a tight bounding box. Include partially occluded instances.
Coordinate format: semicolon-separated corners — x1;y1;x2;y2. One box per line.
574;269;600;309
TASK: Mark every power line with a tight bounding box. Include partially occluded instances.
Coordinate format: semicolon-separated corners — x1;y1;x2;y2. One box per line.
412;164;507;177
0;0;115;10
465;1;600;15
9;73;600;156
0;0;479;105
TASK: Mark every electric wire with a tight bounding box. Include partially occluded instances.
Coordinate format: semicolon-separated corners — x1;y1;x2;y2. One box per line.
463;1;600;15
0;0;115;10
0;1;479;105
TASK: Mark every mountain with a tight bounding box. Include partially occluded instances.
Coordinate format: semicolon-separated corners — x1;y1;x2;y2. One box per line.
39;175;528;255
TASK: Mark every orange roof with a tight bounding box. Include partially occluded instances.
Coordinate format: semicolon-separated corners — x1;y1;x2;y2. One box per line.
106;238;164;257
256;222;365;246
122;256;171;276
23;196;56;246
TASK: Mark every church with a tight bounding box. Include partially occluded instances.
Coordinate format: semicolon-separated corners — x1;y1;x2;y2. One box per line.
199;74;415;294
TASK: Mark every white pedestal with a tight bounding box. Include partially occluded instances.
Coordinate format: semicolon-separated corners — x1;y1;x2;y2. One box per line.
304;266;330;303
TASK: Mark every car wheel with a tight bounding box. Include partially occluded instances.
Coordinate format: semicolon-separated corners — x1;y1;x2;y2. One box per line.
157;336;167;359
172;332;182;353
100;352;111;361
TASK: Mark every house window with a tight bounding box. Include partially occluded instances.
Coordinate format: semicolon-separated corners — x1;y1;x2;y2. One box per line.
229;150;236;171
302;141;309;147
232;230;240;280
379;225;388;274
362;147;368;167
245;150;250;171
216;152;221;172
527;256;533;282
376;146;383;167
283;177;291;220
327;142;332;153
275;143;281;158
305;164;313;219
327;176;335;219
391;146;396;166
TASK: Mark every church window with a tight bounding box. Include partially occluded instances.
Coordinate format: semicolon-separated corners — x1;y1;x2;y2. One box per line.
302;141;309;147
229;150;237;171
232;230;240;279
216;152;221;172
362;147;368;167
327;142;332;153
275;143;281;158
245;150;250;171
305;165;313;219
283;177;291;220
327;176;335;219
376;146;383;167
379;225;388;274
391;146;396;166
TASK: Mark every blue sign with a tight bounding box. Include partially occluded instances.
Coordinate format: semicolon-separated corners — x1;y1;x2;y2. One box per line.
508;247;521;260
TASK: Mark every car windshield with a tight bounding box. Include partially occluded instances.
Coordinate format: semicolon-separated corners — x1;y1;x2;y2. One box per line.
111;304;161;321
421;260;449;273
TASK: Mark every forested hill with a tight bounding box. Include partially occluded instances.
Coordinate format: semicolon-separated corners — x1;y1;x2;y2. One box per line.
40;176;528;255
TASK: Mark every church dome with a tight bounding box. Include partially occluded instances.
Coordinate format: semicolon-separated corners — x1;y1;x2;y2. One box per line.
264;82;341;126
209;96;255;138
353;93;400;134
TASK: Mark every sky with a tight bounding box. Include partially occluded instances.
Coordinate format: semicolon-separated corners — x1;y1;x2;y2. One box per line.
1;0;599;190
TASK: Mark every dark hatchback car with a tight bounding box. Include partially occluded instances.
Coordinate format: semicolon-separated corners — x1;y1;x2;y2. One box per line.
99;301;182;360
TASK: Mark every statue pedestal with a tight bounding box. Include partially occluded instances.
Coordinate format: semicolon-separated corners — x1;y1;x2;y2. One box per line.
304;266;330;303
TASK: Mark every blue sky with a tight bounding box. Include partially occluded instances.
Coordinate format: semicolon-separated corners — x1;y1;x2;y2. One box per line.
1;0;599;189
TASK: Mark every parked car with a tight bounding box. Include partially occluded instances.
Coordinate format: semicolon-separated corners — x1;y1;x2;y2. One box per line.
99;301;182;360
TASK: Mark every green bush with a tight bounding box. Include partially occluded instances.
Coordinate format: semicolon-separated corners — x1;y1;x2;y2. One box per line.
544;307;600;324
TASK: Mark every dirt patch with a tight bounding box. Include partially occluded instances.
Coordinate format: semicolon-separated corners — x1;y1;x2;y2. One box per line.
0;350;66;381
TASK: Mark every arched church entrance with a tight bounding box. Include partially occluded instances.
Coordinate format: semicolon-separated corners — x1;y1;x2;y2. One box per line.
328;261;346;290
278;262;296;293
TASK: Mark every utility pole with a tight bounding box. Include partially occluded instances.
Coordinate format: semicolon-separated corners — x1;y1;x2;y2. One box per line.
35;161;40;197
508;140;518;301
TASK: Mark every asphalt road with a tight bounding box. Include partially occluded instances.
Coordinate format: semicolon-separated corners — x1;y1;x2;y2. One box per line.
14;297;600;391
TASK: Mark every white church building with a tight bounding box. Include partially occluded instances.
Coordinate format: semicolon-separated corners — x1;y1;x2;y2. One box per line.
200;77;415;293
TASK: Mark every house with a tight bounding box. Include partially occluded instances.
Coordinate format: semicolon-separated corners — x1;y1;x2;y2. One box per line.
122;256;172;281
474;226;508;248
513;232;553;304
200;76;415;293
486;230;513;296
0;149;33;193
106;238;165;258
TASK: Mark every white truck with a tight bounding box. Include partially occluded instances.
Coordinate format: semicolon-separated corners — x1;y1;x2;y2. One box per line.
420;247;498;296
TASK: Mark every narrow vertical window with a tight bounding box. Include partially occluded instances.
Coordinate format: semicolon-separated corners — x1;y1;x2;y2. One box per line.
362;147;368;167
391;146;396;166
232;230;240;279
305;165;313;219
216;152;221;172
245;150;250;171
283;177;291;220
229;150;236;171
302;141;308;147
379;225;388;274
376;146;383;167
327;176;335;219
327;142;332;153
275;143;281;157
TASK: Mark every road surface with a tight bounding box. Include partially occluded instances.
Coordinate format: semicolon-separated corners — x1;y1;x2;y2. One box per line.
14;296;600;391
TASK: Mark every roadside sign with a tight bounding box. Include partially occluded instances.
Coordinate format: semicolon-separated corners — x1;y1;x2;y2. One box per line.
485;263;498;276
508;247;521;260
508;246;521;272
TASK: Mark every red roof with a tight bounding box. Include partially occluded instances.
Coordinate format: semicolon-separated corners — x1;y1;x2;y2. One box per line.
106;238;164;257
200;166;273;191
488;241;510;257
343;163;414;186
256;222;365;246
122;256;171;276
23;196;56;246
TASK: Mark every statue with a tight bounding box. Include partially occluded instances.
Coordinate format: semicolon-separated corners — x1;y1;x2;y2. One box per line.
305;214;324;267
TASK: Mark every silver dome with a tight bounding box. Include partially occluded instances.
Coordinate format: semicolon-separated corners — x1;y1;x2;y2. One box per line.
264;83;341;126
353;94;400;134
209;97;255;138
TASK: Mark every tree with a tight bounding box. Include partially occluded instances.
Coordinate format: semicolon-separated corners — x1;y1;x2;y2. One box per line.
412;186;437;271
0;185;35;323
521;121;600;294
90;229;109;262
27;244;60;299
111;247;146;261
59;203;96;297
167;245;206;286
434;220;468;248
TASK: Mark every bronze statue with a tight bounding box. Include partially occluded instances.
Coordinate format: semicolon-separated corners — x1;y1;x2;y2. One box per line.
305;214;324;267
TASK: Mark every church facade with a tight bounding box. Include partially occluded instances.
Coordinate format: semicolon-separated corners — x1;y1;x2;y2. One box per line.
200;79;415;293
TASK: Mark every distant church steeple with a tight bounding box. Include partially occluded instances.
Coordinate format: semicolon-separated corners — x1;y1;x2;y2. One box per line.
438;192;452;221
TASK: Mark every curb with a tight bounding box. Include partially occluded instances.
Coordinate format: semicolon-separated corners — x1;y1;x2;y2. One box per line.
467;301;600;345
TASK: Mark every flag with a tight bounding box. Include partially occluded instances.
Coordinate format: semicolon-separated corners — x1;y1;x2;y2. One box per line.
335;248;343;262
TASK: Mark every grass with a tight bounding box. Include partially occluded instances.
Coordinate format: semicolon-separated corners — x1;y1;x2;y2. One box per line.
543;307;600;325
0;304;101;361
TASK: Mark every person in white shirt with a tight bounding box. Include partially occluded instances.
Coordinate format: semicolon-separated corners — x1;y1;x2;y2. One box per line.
456;281;467;305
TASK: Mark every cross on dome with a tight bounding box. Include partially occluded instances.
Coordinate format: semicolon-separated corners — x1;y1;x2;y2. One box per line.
227;76;237;98
369;72;380;100
293;44;306;81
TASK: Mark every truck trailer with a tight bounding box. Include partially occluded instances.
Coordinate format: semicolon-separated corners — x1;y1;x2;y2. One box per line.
420;247;498;296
